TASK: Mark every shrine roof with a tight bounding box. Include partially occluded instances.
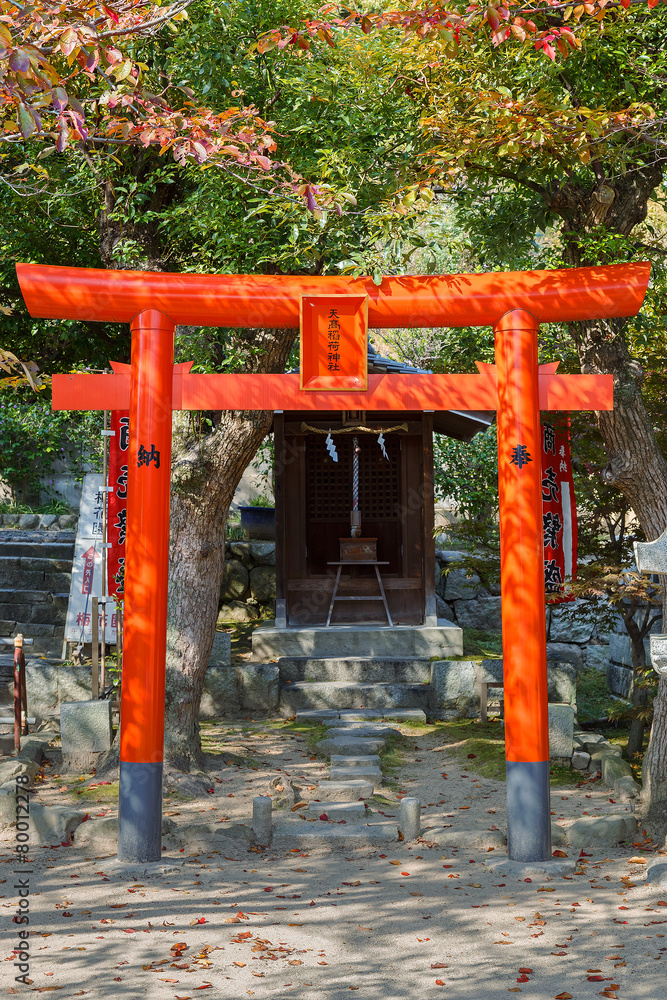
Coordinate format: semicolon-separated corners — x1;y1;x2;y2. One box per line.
285;340;494;441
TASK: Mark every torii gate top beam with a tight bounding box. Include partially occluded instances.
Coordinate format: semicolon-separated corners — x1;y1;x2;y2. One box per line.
17;262;649;330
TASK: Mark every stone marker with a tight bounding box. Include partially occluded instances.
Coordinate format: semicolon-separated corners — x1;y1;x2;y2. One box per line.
60;700;113;771
634;530;666;677
548;703;574;758
252;795;272;845
635;526;667;574
399;797;421;841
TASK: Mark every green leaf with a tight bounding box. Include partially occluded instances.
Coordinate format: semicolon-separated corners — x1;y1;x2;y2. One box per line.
18;105;35;139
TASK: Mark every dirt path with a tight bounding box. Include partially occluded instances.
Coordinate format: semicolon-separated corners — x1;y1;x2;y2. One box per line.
1;719;664;999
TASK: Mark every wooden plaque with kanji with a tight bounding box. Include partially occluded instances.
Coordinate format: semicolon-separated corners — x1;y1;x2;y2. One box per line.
300;294;368;391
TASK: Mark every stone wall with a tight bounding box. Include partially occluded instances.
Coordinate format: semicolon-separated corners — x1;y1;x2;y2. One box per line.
0;513;78;531
218;541;276;623
435;548;661;686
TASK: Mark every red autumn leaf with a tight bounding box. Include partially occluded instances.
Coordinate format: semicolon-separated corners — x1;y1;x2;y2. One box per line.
320;813;328;821
588;976;605;982
552;850;568;858
435;980;445;986
554;994;573;999
518;968;533;974
431;963;448;969
517;975;529;983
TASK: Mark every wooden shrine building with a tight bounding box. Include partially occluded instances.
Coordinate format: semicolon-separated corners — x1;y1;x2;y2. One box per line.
273;344;493;629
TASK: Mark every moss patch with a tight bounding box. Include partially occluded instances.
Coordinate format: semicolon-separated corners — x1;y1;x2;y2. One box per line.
264;718;327;753
423;719;577;787
446;629;503;661
577;666;619;724
76;779;119;803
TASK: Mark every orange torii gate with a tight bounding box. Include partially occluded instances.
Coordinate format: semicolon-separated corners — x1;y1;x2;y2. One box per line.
16;261;650;864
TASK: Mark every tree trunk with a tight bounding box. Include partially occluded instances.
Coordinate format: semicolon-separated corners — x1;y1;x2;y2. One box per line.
549;164;667;827
163;327;297;773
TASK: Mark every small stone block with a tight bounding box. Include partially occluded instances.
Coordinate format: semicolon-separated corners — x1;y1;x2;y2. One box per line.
60;700;113;754
567;814;638;849
548;702;574;758
646;862;667;885
252;795;272;845
314;780;374;801
571;750;591;770
307;801;366;821
399;797;421;841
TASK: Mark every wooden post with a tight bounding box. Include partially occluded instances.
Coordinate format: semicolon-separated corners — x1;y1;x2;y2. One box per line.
273;411;287;629
91;596;99;701
422;411;437;626
101;409;108;692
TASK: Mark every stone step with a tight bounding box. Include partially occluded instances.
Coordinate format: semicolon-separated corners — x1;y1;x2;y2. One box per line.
330;754;382;768
271;820;398;847
278;656;432;684
307;801;366;821
280;681;430;715
312;779;375;801
324;723;400;738
253;622;463;660
0;541;75;560
0;566;71;590
294;707;425;725
317;735;387;755
330;766;383;787
342;709;427;722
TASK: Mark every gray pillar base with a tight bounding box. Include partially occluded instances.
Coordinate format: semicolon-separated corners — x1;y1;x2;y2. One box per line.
506;760;551;862
118;760;163;863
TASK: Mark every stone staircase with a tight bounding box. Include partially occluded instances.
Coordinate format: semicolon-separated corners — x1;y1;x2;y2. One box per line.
278;656;433;716
272;708;425;846
0;528;75;657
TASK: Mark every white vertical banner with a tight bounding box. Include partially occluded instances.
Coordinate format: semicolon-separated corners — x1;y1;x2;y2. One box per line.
65;474;118;644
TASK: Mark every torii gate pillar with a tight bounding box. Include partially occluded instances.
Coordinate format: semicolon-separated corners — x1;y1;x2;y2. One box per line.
118;310;175;861
495;310;550;860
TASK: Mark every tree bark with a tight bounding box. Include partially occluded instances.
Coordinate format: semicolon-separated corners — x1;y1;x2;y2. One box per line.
163;327;297;773
547;164;667;828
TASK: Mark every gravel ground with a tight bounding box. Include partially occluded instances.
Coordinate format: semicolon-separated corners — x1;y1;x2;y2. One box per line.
1;720;664;999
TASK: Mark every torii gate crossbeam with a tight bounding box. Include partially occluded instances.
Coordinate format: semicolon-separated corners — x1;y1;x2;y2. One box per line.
17;261;649;865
